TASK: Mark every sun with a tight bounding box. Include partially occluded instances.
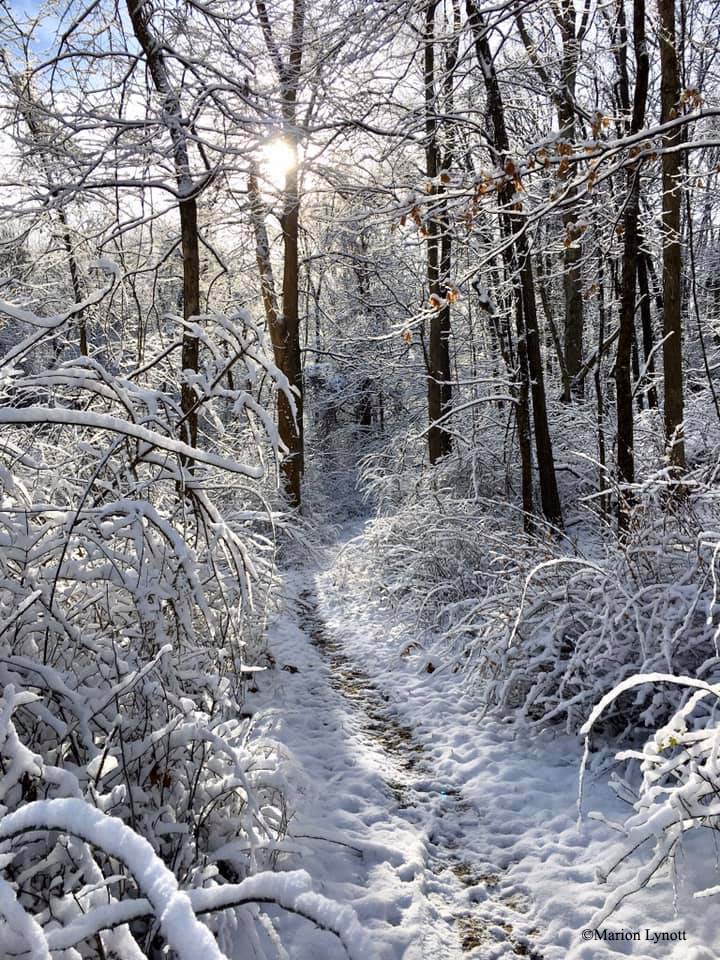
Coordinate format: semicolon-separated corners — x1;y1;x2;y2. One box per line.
261;138;297;188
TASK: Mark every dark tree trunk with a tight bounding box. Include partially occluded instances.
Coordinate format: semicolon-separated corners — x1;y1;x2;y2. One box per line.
178;196;201;449
248;164;303;490
595;255;609;519
127;0;201;455
614;0;648;529
467;0;563;527
424;0;452;463
256;0;306;507
279;156;304;505
658;0;686;474
514;293;535;528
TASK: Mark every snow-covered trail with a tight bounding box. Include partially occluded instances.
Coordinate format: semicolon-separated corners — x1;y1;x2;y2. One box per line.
293;586;540;959
252;571;538;959
250;525;716;960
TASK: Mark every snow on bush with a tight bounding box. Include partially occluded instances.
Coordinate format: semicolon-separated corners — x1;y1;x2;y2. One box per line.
358;443;720;735
476;509;720;733
581;672;720;922
0;279;369;958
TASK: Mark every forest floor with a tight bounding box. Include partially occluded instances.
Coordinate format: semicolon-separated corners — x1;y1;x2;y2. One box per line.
248;522;716;960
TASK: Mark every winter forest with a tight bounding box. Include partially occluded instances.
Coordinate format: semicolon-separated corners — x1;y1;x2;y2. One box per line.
3;0;720;956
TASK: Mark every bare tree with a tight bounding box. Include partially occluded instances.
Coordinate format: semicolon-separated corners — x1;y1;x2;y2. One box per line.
467;0;563;528
256;0;306;508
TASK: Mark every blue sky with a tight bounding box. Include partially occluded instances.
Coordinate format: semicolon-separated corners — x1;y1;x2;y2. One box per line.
7;0;61;56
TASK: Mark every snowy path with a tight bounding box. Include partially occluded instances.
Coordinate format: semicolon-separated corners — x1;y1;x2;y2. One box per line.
249;527;716;960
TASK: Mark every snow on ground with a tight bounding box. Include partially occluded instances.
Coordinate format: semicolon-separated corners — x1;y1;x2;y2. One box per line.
248;522;717;959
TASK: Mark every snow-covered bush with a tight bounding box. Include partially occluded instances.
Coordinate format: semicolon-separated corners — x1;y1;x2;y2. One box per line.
358;440;720;735
581;672;720;922
473;507;720;733
0;277;368;957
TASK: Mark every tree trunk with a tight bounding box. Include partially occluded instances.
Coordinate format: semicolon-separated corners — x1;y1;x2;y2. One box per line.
248;164;303;493
424;0;452;463
256;0;306;507
279;152;304;505
126;0;200;454
637;252;659;408
557;19;584;400
595;255;609;519
467;0;563;527
658;0;686;474
614;0;648;529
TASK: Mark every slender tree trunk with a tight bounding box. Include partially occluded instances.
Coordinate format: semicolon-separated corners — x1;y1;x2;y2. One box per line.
248;165;280;333
279;150;304;504
632;322;643;411
352;233;377;429
614;0;648;529
519;246;563;525
424;0;452;463
514;292;535;528
637;252;659;408
596;255;609;519
558;41;584;400
126;0;200;453
467;0;563;527
58;214;87;356
256;0;306;506
658;0;686;473
248;163;303;471
178;195;201;449
537;255;570;397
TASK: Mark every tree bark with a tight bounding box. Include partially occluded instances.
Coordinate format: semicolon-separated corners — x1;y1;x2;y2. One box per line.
467;0;563;527
126;0;200;453
256;0;306;507
658;0;686;474
248;162;300;465
424;0;452;463
614;0;648;529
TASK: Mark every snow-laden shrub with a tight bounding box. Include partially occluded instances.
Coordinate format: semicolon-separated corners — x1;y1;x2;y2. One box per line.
358;442;720;734
0;686;373;959
0;276;369;957
580;672;720;923
470;497;720;732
